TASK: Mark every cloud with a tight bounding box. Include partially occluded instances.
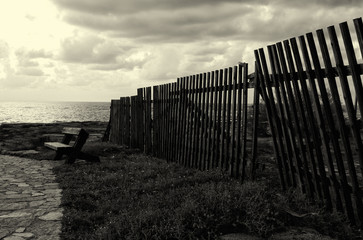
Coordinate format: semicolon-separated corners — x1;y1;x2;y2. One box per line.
16;68;44;76
55;2;250;43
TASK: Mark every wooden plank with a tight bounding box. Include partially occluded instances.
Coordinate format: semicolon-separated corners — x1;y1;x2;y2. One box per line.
167;83;172;161
225;67;233;173
114;100;120;145
194;74;203;169
276;42;313;197
267;45;297;187
192;74;201;168
241;63;249;181
171;83;177;161
270;45;303;188
145;87;152;154
164;84;170;161
152;87;159;157
328;25;363;224
283;40;320;196
176;79;183;163
235;65;243;178
180;78;188;165
296;36;333;209
187;76;196;167
258;48;291;189
220;69;228;170
159;85;163;157
198;73;207;170
44;142;72;150
250;64;260;180
120;97;125;145
255;50;286;190
163;84;168;159
340;22;363;176
217;69;224;169
212;70;220;169
317;28;356;223
306;32;344;212
121;98;126;146
204;72;211;170
183;77;191;166
110;100;116;143
230;66;238;177
132;96;137;148
354;17;363;59
137;88;144;151
207;71;215;170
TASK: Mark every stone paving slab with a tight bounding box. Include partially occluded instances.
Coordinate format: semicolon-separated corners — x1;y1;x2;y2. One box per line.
0;155;63;240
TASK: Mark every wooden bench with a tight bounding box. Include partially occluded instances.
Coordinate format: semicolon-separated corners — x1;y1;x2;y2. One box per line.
44;127;100;164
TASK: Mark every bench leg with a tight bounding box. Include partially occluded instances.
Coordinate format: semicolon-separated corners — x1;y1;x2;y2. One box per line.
77;151;100;162
54;151;64;160
64;150;77;164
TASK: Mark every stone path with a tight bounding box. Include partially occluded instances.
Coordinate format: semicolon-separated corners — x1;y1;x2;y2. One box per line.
0;155;63;240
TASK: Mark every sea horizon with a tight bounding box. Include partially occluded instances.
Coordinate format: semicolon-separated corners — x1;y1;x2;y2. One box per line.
0;101;111;124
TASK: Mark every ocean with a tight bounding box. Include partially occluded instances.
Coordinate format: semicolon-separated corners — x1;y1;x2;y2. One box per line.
0;101;111;124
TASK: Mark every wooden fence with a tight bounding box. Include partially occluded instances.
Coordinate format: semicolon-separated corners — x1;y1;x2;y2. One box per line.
109;17;363;227
110;63;260;180
255;18;363;226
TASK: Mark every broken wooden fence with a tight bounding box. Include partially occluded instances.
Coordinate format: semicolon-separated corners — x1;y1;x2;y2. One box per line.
109;17;363;227
255;17;363;226
110;63;260;181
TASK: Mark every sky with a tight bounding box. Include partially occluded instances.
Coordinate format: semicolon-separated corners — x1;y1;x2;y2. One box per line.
0;0;362;102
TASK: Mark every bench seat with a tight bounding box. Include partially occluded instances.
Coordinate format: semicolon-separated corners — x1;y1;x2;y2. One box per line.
44;142;73;151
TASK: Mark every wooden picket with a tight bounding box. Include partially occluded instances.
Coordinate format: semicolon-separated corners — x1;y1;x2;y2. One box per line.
255;18;363;226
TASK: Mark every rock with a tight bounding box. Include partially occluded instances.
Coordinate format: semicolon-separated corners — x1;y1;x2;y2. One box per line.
0;203;28;211
13;232;35;239
0;212;32;218
269;227;334;240
38;211;62;221
15;228;26;233
220;233;262;240
3;236;26;240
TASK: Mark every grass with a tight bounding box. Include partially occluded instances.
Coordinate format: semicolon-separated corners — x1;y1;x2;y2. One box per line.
0;122;360;239
53;142;358;240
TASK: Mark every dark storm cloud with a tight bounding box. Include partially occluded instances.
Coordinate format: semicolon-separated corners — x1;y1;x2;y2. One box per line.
52;0;242;15
52;0;363;46
62;5;246;43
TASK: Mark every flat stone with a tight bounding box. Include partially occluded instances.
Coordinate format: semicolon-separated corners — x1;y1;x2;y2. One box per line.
31;193;45;197
3;236;25;240
15;228;26;233
0;212;32;218
0;203;28;211
17;183;30;187
5;191;18;194
28;200;45;208
38;211;62;221
269;227;334;240
13;232;35;239
220;233;262;240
